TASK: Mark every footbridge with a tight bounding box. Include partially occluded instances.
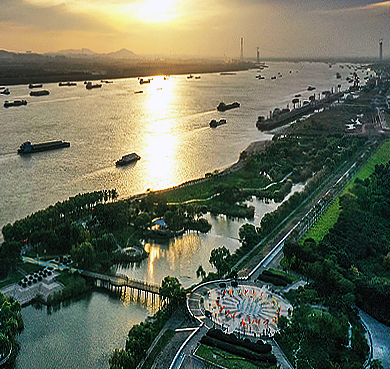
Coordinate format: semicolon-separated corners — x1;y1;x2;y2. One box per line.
81;271;161;303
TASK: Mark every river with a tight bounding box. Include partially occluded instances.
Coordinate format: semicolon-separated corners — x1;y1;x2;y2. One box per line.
2;61;367;368
0;61;358;234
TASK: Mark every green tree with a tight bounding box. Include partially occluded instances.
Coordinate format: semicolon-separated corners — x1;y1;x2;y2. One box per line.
134;213;152;230
196;265;206;280
159;276;185;308
110;348;135;369
209;246;231;277
370;359;384;369
71;242;96;269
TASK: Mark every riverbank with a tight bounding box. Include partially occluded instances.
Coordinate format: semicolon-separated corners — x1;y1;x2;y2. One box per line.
0;55;255;85
138;139;272;201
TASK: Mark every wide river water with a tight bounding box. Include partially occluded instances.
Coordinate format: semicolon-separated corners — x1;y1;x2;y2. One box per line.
1;61;365;368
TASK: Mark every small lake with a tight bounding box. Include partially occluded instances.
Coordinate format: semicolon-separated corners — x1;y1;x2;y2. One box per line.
15;292;151;369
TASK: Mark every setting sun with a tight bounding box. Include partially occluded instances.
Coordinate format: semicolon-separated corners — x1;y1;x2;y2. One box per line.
135;0;178;23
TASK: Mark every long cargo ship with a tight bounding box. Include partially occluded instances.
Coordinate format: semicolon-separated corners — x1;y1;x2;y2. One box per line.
18;140;70;154
217;101;240;112
29;90;50;97
59;82;77;87
256;91;344;131
116;153;141;166
4;100;27;108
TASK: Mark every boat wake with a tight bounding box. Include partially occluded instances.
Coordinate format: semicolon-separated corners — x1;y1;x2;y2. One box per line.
68;165;117;185
28;97;81;104
0;153;17;162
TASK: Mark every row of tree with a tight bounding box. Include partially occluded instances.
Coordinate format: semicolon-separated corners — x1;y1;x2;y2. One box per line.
283;162;390;325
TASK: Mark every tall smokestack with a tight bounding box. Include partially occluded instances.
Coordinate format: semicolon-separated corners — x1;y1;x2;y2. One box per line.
240;37;244;59
379;39;383;62
257;47;260;64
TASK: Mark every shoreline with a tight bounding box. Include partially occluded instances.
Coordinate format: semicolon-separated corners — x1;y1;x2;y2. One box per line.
0;59;255;86
122;139;272;201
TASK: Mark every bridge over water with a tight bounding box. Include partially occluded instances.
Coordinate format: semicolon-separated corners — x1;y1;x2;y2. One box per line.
81;271;161;305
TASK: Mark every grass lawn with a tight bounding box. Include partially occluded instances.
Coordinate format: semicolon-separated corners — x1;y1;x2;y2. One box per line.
55;270;79;286
195;344;272;369
0;261;46;288
301;198;340;244
20;262;44;275
301;140;390;244
143;329;176;369
161;168;271;204
345;140;390;188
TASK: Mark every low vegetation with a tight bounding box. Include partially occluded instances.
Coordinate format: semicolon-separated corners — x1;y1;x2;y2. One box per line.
0;292;24;366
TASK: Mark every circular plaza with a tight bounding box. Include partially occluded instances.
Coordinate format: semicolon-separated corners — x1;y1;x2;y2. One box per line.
187;280;292;337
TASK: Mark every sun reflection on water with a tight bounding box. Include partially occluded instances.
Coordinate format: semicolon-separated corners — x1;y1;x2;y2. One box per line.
143;76;180;189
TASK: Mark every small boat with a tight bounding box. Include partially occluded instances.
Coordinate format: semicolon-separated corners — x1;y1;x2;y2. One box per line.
18;140;70;154
195;76;201;79
4;100;27;108
336;72;341;79
116;153;141;166
307;86;316;91
295;94;301;97
187;74;193;79
220;72;236;75
0;88;10;95
271;76;277;80
59;82;77;87
29;90;50;97
209;119;227;128
86;82;102;90
29;83;43;89
134;90;143;94
217;101;240;112
255;75;265;79
101;80;113;84
139;78;152;85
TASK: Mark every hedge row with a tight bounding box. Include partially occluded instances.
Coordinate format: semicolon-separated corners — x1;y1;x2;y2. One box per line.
200;335;277;364
257;273;289;287
262;269;293;284
206;328;272;354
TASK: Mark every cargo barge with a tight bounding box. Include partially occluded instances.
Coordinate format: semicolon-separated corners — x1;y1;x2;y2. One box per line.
209;119;227;128
116;153;141;166
18;140;70;154
4;100;27;108
217;101;240;112
29;90;50;97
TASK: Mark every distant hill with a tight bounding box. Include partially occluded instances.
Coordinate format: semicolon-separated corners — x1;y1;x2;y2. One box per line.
46;48;97;57
44;48;138;59
105;48;137;59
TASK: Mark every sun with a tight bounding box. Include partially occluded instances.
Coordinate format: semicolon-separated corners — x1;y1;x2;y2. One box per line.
136;0;178;23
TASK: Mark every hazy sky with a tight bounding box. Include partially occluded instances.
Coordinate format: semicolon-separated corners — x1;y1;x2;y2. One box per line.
1;0;389;58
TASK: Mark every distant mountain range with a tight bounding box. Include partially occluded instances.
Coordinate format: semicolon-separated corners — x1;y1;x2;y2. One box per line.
45;48;138;59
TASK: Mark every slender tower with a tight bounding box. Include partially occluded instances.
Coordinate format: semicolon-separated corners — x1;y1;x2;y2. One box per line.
379;39;383;62
257;47;260;64
240;37;244;59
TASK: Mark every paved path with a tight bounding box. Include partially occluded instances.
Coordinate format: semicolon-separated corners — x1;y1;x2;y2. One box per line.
359;309;390;368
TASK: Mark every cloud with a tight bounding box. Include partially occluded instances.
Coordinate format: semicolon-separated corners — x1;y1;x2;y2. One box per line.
0;0;114;33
